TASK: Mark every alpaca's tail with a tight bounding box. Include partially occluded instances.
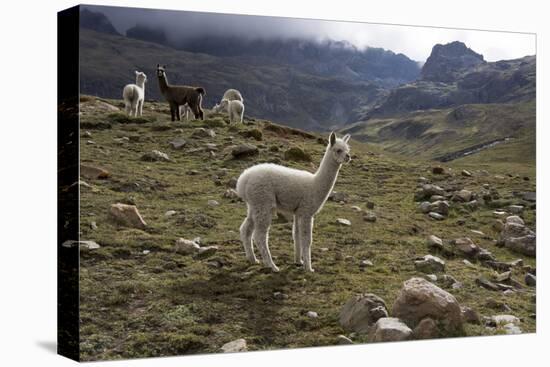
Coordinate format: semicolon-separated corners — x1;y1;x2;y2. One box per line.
235;170;250;202
195;87;206;96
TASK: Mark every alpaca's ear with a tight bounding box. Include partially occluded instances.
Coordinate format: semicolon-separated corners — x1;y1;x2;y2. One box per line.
135;70;139;75
329;132;336;146
343;134;351;143
156;64;160;68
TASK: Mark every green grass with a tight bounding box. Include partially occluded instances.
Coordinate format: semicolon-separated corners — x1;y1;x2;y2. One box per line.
78;96;536;361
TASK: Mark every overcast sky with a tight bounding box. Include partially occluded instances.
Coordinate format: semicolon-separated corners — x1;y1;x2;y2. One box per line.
88;5;535;62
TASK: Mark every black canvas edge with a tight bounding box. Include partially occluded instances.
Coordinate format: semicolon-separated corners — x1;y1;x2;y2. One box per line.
57;4;81;362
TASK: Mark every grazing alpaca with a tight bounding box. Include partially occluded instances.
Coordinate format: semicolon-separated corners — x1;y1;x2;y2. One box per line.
179;95;202;121
222;88;244;102
122;71;147;117
156;64;205;121
236;132;352;272
212;98;244;124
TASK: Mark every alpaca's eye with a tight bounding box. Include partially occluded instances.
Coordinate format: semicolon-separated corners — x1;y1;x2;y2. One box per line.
336;149;342;154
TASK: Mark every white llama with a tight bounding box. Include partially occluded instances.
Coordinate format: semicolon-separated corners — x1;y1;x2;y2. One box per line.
212;98;244;124
123;71;147;117
236;132;351;272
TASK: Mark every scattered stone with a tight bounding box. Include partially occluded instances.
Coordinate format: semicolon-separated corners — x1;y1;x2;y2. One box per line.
392;277;463;336
337;218;351;226
351;205;362;212
525;273;536;287
223;189;240;200
220;339;247;353
61;240;100;250
503;323;522;334
475;276;500;291
412;317;438;340
142;250;150;255
492;314;520;326
231;144;259;158
273;292;289;300
414;255;445;273
425;274;438;282
329;191;348;203
452;237;479;257
461;169;472;177
191;127;216;138
505;234;536;257
336;335;354;345
366;201;375;209
453;189;473;202
363;212;377;222
493;210;508;217
339;293;388;333
461;307;481;324
368;317;412;342
432;166;445;174
508;205;524;214
109;203;147;229
419;201;431;213
506;215;525;226
168;138;186;149
284;146;312;162
174;238;201;255
80;164;110;179
207;199;220;207
415;184;445;201
90;221;98;230
522;192;536;202
140;150;171;162
359;259;373;268
462;259;475;268
494;271;511;282
164;210;177;217
429;200;449;215
306;311;319;318
464;200;479;211
430;195;445;202
426;235;443;250
428;212;445;221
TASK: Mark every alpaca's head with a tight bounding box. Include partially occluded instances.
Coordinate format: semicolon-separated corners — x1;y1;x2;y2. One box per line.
328;132;351;164
212;99;229;113
135;71;147;85
156;64;167;78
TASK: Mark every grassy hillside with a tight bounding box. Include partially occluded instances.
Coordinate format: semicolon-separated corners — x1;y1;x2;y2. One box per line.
342;101;535;165
77;97;535;361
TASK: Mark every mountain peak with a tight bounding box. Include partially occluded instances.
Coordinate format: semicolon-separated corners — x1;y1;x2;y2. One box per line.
80;9;120;36
421;41;485;82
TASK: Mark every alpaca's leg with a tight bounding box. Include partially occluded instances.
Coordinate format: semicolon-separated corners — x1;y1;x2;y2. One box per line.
293;215;303;265
299;216;314;272
125;102;131;115
175;104;181;121
252;209;279;272
138;100;143;116
170;104;176;121
240;208;258;264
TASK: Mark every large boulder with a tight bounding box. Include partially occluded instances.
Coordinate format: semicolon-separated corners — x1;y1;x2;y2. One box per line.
500;218;536;257
231;144;259;159
339;293;388;334
392;277;463;336
109;203;147;229
368;317;412;342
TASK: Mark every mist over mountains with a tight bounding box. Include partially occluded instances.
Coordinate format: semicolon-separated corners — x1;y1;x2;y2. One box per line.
79;8;535;132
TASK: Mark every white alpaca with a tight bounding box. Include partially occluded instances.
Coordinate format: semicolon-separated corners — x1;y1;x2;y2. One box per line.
123;71;147;117
213;98;244;124
222;88;243;102
236;132;351;272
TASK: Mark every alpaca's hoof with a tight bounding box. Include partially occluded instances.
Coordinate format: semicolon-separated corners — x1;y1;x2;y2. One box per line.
305;267;315;273
271;265;280;273
294;260;304;266
249;258;260;264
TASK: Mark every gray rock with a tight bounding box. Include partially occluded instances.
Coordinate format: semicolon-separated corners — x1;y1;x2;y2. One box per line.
220;338;247;353
363;212;377;222
359;259;374;268
425;274;438;282
197;246;219;258
461;169;472;177
419;201;431;213
207;199;220;207
508;205;524;214
505;235;536;257
337;218;351;226
191;127;216;138
392;277;463;336
426;235;443;250
231;144;259;158
168;138;186;149
492;314;520;326
522;192;536;202
506;215;525;226
366;201;375;209
109;203;147;229
329;191;348;203
461;307;481;324
140;150;171;162
452;237;479;257
339;293;388;334
415;184;445;201
476;277;500;291
174;238;200;255
223;189;240;201
429;200;450;215
306;311;319;318
273;292;289;300
453;189;472;202
525;273;536;287
503;323;522;334
412;318;438;340
414;255;445;273
428;212;445;220
368;317;412;342
164;210;177;217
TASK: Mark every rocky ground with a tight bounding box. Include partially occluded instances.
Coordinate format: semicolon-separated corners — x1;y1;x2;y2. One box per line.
74;96;536;361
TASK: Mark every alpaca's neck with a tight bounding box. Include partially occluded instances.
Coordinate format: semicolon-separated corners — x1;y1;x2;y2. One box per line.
158;75;169;94
313;148;341;204
136;79;145;89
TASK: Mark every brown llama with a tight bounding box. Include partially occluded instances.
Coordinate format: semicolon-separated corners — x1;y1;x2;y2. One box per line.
156;64;205;121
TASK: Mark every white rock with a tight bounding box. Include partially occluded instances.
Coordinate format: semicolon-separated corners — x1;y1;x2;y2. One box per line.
174;238;200;255
337;218;351;226
164;210;177;217
220;338;247;353
368;317;412;342
492;314;520;326
306;311;319;318
208;200;220;207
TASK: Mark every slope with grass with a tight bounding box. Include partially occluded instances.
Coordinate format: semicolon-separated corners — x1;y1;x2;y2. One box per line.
76;96;535;361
